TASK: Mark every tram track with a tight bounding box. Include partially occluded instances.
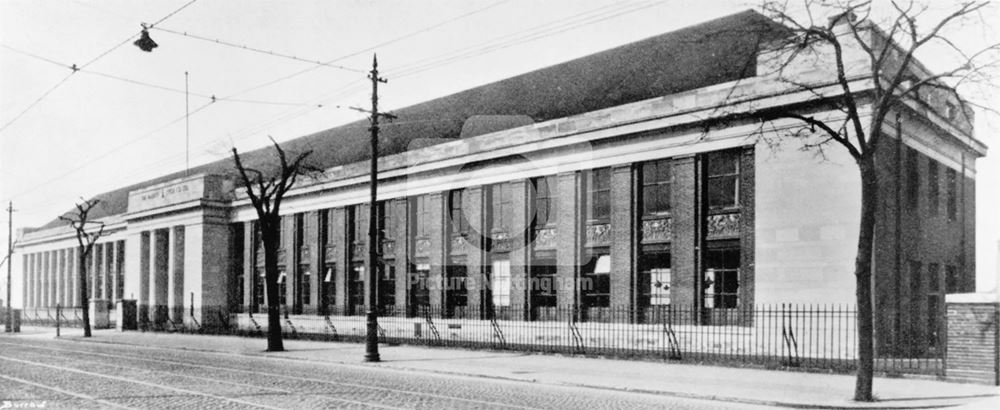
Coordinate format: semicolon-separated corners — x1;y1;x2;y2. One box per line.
0;340;540;410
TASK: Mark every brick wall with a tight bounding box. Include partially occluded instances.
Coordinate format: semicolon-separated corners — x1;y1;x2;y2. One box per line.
946;299;999;385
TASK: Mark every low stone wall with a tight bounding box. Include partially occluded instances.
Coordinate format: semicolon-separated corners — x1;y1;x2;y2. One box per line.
946;293;1000;385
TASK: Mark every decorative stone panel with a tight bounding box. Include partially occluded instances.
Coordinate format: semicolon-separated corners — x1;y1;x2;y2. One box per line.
492;230;514;253
449;235;467;256
706;213;740;239
533;227;557;250
641;217;672;243
381;239;395;256
415;237;431;257
585;223;611;247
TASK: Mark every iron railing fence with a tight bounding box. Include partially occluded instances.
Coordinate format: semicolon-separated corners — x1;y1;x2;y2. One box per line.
20;303;943;376
228;304;940;375
19;306;88;328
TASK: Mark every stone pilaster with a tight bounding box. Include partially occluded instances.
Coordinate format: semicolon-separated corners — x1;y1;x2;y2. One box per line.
671;156;697;309
556;172;580;311
330;207;348;311
427;193;445;314
168;226;186;322
465;186;485;319
150;229;170;324
610;165;635;312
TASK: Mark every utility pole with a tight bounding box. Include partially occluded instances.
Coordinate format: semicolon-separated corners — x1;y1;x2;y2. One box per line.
5;201;14;332
185;71;190;176
363;54;394;362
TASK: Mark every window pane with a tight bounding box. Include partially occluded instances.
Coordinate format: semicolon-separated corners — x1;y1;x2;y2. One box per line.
707;151;738;176
491;260;511;307
642;161;656;184
657;160;671;182
708;176;737;209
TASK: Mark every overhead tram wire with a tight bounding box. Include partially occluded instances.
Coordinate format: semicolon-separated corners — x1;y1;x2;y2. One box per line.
9;0;630;202
213;0;511;100
0;44;323;108
11;80;368;208
0;0;202;135
148;27;366;74
18;0;661;196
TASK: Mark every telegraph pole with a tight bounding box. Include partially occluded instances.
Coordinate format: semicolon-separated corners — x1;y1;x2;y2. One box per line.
364;54;394;362
5;201;14;332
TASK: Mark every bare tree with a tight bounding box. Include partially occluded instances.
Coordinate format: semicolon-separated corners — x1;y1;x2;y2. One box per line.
59;198;106;338
729;0;998;401
232;137;319;352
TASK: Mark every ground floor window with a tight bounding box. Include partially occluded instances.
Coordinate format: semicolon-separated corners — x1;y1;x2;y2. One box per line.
253;268;265;312
410;263;431;316
322;263;336;315
348;263;365;315
296;264;311;307
445;264;468;318
530;260;556;320
278;269;288;307
379;263;396;314
639;251;671;309
703;248;739;309
491;259;511;308
581;254;611;308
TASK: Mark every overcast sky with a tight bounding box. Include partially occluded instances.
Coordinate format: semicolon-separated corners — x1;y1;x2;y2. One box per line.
1;0;997;303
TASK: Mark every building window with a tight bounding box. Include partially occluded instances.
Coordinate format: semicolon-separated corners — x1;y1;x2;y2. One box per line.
414;195;431;237
909;260;922;313
410;263;431;316
581;254;611;308
706;151;740;211
491;259;511;308
531;175;556;227
585;168;611;222
639;252;671;308
253;269;265;311
641;159;672;215
906;147;919;209
490;183;512;232
946;168;957;220
449;189;467;236
323;263;336;314
278;269;288;307
299;264;311;306
352;204;368;243
379;200;395;241
704;248;739;309
928;161;939;215
927;262;941;347
348;263;365;315
379;264;396;314
945;265;959;293
530;260;557;314
445;265;468;317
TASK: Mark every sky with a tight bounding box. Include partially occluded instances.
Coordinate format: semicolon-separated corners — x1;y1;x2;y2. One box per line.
1;0;998;305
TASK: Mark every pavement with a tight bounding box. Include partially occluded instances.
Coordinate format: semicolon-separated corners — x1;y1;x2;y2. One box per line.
11;326;1000;409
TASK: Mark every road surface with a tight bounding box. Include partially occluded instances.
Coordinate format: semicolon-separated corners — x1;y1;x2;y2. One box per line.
0;334;772;409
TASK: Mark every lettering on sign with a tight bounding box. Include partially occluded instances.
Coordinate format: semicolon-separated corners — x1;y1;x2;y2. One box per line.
128;177;205;213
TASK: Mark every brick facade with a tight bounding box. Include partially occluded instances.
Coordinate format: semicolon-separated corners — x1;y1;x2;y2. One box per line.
946;300;999;385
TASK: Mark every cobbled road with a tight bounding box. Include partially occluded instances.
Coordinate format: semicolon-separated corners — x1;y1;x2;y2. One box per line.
0;336;768;409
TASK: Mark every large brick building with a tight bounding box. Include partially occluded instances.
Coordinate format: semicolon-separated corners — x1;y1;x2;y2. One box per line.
14;11;984;355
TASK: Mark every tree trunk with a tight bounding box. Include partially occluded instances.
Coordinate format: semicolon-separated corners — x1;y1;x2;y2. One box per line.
262;217;284;352
853;156;878;402
79;246;92;338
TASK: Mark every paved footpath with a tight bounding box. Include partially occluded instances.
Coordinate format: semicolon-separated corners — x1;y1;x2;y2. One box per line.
4;327;999;409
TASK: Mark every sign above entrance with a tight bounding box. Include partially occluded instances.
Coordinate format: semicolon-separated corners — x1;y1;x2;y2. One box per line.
127;174;232;214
